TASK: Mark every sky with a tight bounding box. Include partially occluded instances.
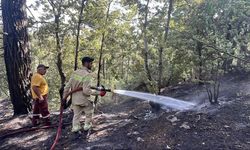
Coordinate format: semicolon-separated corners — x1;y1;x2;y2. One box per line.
26;1;43;21
26;0;165;22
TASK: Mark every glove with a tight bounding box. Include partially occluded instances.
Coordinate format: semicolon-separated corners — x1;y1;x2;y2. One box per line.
99;90;106;97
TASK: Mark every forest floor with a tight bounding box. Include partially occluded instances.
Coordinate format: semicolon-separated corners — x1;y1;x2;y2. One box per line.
1;72;250;150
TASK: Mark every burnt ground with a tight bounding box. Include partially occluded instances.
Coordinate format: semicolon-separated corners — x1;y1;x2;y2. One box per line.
0;73;250;150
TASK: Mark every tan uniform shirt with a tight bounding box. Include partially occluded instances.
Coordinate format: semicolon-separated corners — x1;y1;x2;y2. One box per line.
63;67;99;106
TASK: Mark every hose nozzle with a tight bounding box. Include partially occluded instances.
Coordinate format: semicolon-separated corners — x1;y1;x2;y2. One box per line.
91;85;112;92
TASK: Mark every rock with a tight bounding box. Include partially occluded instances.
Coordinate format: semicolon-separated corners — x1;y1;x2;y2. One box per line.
127;131;139;136
166;145;171;149
167;115;179;125
167;115;179;123
132;131;139;135
137;137;144;142
234;123;247;130
180;122;191;129
235;144;242;148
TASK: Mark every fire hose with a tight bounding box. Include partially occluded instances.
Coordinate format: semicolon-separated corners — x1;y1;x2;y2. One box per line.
0;116;72;139
50;86;111;150
0;124;57;139
0;86;111;149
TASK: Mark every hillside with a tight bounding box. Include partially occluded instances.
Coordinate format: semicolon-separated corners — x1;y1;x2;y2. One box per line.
0;73;250;150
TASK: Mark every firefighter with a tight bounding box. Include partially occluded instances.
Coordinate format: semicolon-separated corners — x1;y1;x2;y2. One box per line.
31;64;51;126
63;56;106;134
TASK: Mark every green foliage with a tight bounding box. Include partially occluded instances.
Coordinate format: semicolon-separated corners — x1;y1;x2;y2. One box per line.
1;0;249;106
0;55;8;98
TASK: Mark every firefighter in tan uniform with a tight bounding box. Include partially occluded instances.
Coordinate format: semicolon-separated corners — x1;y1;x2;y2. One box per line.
63;57;106;133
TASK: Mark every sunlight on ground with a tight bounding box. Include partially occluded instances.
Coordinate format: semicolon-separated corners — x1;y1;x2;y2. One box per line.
87;113;132;142
1;117;30;130
3;130;53;149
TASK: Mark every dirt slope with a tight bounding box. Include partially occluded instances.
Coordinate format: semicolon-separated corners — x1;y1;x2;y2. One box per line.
0;73;250;150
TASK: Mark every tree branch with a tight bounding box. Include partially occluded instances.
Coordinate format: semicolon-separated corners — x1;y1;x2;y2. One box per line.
192;37;250;64
25;4;36;20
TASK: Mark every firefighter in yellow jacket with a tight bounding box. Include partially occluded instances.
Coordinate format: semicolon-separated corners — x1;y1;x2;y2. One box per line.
63;56;106;133
31;64;51;126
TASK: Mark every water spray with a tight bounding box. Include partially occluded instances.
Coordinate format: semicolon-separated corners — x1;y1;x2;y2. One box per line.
90;86;196;111
113;90;196;111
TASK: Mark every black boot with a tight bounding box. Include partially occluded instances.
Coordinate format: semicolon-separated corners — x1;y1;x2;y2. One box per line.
43;118;51;126
32;117;40;127
72;131;82;139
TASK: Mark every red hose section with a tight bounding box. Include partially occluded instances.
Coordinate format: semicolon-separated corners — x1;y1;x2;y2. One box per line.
50;103;64;150
50;88;83;150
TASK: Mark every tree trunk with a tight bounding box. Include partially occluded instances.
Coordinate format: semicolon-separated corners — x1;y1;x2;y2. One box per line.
158;0;173;94
121;48;124;79
102;58;105;79
142;0;152;81
223;23;236;71
142;0;161;112
48;0;66;98
55;15;66;98
97;32;105;88
2;0;32;115
74;0;86;70
197;40;203;84
95;0;112;104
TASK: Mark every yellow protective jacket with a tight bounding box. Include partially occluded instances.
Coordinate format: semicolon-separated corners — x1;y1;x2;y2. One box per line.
31;73;49;99
63;67;99;106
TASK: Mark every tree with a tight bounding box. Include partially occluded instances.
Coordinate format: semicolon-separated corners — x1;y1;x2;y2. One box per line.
157;0;173;92
142;0;152;83
21;0;249;109
47;0;66;98
74;0;87;70
94;0;112;104
1;0;32;115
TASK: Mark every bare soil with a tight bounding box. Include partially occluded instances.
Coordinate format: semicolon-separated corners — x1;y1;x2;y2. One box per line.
1;73;250;150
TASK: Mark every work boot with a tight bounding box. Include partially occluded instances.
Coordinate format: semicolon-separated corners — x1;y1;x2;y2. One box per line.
43;118;51;126
32;120;40;127
84;128;97;139
78;129;89;139
32;117;40;127
83;123;92;131
86;129;92;139
72;131;82;139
